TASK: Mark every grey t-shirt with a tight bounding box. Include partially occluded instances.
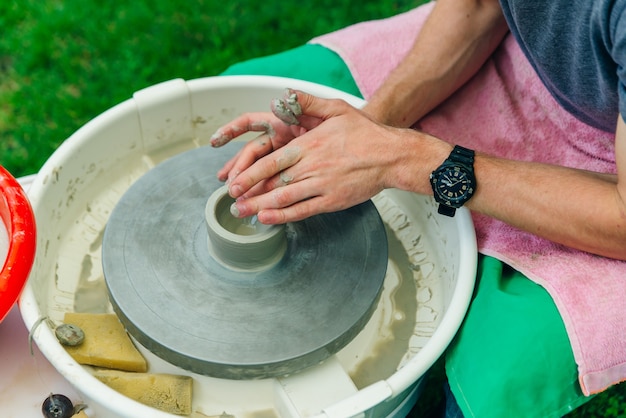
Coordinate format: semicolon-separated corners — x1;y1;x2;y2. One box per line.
499;0;626;132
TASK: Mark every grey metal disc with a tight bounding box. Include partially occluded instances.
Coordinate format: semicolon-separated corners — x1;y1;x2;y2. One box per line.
102;145;387;379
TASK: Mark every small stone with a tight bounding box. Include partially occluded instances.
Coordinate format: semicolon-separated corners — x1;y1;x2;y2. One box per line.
55;323;85;347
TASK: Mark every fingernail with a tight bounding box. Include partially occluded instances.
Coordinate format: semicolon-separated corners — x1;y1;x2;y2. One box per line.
230;202;240;217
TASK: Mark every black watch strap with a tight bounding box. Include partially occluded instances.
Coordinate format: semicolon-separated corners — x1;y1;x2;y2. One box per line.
449;145;474;166
437;204;457;217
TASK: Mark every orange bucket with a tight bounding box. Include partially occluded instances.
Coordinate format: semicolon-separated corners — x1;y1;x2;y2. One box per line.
0;166;36;323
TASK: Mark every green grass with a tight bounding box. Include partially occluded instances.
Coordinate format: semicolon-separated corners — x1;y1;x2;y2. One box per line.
1;1;624;416
0;0;417;177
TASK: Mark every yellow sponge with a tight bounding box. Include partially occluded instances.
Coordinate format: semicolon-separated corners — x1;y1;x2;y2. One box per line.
62;312;147;372
92;369;193;415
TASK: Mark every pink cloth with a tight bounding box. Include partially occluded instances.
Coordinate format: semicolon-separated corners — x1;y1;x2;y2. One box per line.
311;3;626;395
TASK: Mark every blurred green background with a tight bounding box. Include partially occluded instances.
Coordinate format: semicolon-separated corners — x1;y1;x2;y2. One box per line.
1;0;623;416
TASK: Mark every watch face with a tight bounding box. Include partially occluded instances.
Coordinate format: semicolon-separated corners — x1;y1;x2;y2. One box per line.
432;166;475;207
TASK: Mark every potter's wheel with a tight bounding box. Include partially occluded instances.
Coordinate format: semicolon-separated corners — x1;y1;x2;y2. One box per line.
102;145;388;379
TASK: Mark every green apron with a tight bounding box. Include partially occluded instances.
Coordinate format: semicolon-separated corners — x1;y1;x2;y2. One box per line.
220;43;589;418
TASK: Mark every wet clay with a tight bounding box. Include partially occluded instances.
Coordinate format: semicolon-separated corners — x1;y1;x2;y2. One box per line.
283;89;302;116
209;129;233;147
270;89;302;126
275;147;301;171
250;121;276;139
278;171;294;185
206;185;286;271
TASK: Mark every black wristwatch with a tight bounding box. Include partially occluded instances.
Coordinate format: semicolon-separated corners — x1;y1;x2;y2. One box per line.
429;145;476;217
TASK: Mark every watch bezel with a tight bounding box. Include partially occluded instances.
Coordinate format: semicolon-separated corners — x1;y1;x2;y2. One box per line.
430;163;476;208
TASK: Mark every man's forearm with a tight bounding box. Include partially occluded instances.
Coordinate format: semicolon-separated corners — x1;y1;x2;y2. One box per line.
365;0;509;127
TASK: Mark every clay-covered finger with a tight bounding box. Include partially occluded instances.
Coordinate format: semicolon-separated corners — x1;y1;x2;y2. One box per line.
245;170;295;195
269;88;304;126
228;146;303;199
230;180;317;223
269;88;358;130
222;133;275;183
257;196;327;224
270;98;300;125
210;113;276;147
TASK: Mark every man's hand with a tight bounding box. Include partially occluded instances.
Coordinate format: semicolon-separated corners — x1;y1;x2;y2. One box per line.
211;89;446;224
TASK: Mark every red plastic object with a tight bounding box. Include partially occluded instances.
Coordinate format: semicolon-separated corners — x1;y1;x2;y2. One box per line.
0;166;36;323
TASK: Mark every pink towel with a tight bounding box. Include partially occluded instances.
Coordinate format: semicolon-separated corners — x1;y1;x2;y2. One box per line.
311;3;626;395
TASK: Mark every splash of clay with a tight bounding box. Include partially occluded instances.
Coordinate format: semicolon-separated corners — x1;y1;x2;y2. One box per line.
284;88;302;116
210;129;233;147
276;147;301;171
250;121;276;139
279;171;294;185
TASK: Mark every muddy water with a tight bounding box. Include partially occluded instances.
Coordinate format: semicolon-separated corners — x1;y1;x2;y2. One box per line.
349;223;419;388
344;191;443;390
74;235;110;314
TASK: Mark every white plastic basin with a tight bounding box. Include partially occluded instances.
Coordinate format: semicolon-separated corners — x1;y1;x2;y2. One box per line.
20;76;476;418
